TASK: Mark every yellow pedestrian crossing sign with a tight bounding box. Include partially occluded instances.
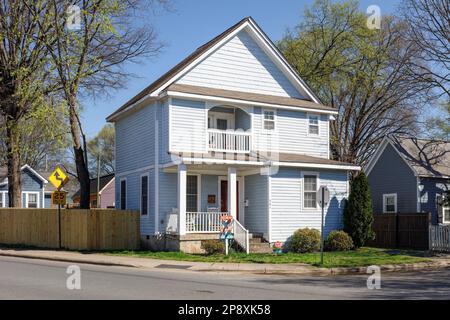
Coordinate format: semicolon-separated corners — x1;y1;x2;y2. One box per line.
48;167;69;190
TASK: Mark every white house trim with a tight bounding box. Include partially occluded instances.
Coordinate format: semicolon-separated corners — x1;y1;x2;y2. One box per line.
21;165;48;183
0;191;6;208
23;191;40;208
98;177;115;195
301;171;320;211
164;91;337;115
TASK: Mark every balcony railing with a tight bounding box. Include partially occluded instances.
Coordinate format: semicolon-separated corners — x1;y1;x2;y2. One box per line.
208;129;251;153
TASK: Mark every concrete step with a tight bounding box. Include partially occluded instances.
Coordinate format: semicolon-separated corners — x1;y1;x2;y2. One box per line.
249;232;264;239
249;237;262;244
249;242;273;254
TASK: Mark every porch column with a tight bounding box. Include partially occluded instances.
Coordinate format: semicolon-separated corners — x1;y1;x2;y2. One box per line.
177;164;187;236
228;167;237;219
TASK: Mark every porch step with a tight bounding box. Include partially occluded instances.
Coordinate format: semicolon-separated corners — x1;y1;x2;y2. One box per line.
249;242;273;254
249;237;262;244
249;232;264;239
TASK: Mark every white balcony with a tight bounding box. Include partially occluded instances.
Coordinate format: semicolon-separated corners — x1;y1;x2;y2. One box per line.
208;129;251;153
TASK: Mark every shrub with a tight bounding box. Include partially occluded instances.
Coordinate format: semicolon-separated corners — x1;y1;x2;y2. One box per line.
288;228;321;253
201;240;224;255
325;230;354;251
343;172;375;248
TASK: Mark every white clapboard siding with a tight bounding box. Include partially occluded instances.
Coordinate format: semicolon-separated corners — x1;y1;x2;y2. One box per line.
177;30;303;99
244;174;269;239
270;168;348;243
252;108;329;158
170;98;207;153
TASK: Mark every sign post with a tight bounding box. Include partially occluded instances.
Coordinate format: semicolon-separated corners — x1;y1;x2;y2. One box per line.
48;167;69;249
220;215;234;255
318;186;330;265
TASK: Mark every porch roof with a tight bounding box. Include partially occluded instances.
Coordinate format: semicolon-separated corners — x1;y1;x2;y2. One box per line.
166;152;360;171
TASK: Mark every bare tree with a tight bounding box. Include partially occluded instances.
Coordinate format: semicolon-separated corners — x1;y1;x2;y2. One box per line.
35;0;165;208
401;0;450;98
279;0;431;166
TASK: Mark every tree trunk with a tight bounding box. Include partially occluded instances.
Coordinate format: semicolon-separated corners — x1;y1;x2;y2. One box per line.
6;123;22;207
68;99;90;209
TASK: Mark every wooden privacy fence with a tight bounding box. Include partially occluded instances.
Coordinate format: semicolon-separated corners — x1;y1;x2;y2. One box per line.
430;225;450;252
368;213;431;250
0;209;140;250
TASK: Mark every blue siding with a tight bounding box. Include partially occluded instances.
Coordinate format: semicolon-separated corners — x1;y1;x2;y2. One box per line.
419;177;450;224
235;108;251;130
201;175;218;211
244;174;269;238
367;143;418;213
158;171;178;229
1;167;45;208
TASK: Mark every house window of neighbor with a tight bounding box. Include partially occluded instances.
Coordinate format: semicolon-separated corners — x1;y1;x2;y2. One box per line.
27;193;38;208
263;110;275;131
141;175;148;215
308;115;319;135
186;175;198;212
383;194;397;213
444;205;450;224
0;193;4;207
303;175;318;209
120;179;127;210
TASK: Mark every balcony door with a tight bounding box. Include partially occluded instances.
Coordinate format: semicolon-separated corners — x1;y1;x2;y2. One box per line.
208;112;235;130
219;177;241;222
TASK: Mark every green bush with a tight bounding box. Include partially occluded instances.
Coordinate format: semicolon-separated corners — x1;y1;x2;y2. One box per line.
343;172;375;248
201;240;224;255
288;228;321;253
325;230;354;251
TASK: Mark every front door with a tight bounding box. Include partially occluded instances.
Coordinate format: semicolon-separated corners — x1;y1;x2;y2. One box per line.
220;180;239;221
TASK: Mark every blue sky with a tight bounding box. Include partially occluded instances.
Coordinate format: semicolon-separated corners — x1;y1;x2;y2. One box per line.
81;0;400;137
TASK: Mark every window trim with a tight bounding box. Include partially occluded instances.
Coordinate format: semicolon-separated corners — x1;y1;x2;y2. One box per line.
23;191;40;208
383;193;397;213
120;178;127;210
301;171;320;210
140;174;149;216
186;174;201;212
262;109;276;133
0;191;6;208
307;113;320;136
443;205;450;224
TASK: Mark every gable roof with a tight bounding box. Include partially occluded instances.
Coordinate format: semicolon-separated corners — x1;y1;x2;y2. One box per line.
365;136;450;178
72;174;115;200
106;17;325;122
0;164;48;186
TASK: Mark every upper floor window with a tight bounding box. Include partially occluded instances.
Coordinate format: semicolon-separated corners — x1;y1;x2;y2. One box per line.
383;193;397;213
308;114;319;135
120;179;127;210
303;174;318;209
263;110;275;131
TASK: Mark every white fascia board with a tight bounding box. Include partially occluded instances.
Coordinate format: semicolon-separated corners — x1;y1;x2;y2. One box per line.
21;164;48;184
165;91;338;115
98;177;115;195
272;161;361;171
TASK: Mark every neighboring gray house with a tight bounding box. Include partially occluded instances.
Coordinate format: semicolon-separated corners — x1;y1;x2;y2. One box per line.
366;136;450;225
106;17;360;253
0;165;50;208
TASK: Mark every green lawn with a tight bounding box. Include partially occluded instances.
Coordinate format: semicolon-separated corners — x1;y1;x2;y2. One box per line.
106;247;430;268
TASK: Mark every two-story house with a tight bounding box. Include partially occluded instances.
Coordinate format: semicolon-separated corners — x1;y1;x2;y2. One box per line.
107;17;360;253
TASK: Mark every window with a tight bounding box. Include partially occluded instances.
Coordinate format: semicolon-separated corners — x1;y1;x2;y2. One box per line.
308;114;319;135
263;110;275;131
141;175;148;215
0;192;4;208
186;175;198;212
26;193;38;208
383;194;397;213
216;119;228;130
443;206;450;224
120;179;127;210
303;174;318;209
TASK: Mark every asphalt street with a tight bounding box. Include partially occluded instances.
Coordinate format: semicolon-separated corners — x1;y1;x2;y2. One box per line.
0;256;449;300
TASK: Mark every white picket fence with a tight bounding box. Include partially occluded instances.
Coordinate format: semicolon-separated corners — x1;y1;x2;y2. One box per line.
429;225;450;252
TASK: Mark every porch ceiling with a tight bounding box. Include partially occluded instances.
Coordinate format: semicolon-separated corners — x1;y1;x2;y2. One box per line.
163;163;260;175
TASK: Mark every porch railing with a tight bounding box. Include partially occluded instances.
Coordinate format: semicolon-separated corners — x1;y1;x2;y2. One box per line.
233;219;250;254
208;129;251;153
186;212;228;233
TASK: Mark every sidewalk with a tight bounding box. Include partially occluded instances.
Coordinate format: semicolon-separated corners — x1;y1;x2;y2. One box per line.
1;248;449;275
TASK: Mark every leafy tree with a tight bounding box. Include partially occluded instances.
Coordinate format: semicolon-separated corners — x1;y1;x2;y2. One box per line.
38;0;165;208
278;0;430;166
343;172;375;248
88;124;115;176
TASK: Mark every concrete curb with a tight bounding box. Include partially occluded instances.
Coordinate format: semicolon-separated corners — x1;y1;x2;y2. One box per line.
1;249;449;276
